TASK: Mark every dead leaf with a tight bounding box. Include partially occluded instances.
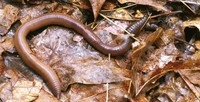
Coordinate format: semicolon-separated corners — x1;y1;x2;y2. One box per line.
109;8;133;20
0;4;19;35
155;29;175;47
12;79;43;101
0;82;12;101
178;70;200;100
89;0;105;22
150;72;199;101
192;50;200;60
102;1;117;10
35;90;60;102
118;0;169;12
183;17;200;31
0;69;43;101
0;59;5;75
131;28;163;96
66;81;129;102
0;37;14;56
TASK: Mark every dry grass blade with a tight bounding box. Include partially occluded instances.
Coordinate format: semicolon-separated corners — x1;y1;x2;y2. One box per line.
101;4;136;12
179;0;196;14
151;11;182;19
106;83;109;102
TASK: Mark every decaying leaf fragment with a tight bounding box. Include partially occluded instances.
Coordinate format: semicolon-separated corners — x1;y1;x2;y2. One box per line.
131;27;163;66
131;28;163;96
65;82;129;102
12;80;42;101
0;69;43;101
118;0;169;12
89;0;105;22
0;4;19;35
183;17;200;31
106;8;133;20
0;37;14;57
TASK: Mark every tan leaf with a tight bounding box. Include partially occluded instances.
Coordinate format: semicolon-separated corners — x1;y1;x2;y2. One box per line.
89;0;106;22
0;37;14;56
183;17;200;31
0;4;19;35
118;0;169;12
12;79;42;101
66;82;129;102
35;90;60;102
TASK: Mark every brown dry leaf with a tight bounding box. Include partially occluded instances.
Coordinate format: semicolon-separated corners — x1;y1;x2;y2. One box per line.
178;70;200;100
19;3;83;24
155;29;175;47
132;59;200;101
12;79;43;101
151;73;199;101
109;8;133;20
102;1;117;10
0;37;14;56
69;0;91;10
0;69;48;101
131;28;163;96
144;28;163;47
89;0;105;22
0;59;5;75
0;82;12;101
0;70;19;101
118;0;168;12
66;81;129;102
35;90;60;102
195;41;200;49
180;70;200;86
142;30;178;73
193;51;200;60
0;4;19;35
131;28;163;68
130;93;148;102
182;17;200;31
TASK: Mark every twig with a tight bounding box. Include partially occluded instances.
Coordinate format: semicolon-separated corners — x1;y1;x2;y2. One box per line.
179;0;196;14
101;4;136;12
151;11;182;19
106;83;109;102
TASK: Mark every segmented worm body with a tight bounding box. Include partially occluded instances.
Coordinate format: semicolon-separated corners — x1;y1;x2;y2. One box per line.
14;13;149;98
126;15;149;34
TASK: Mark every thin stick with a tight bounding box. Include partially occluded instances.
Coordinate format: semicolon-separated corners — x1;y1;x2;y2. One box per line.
101;4;136;12
151;11;182;19
179;0;196;14
106;83;109;102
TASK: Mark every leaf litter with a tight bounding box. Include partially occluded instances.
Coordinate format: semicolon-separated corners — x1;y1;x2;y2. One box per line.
1;0;200;101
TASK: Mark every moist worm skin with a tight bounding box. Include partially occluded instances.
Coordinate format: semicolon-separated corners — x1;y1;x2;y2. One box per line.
14;13;148;98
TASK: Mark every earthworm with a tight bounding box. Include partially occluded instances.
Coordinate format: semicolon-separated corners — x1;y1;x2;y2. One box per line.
126;15;149;34
14;13;149;98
